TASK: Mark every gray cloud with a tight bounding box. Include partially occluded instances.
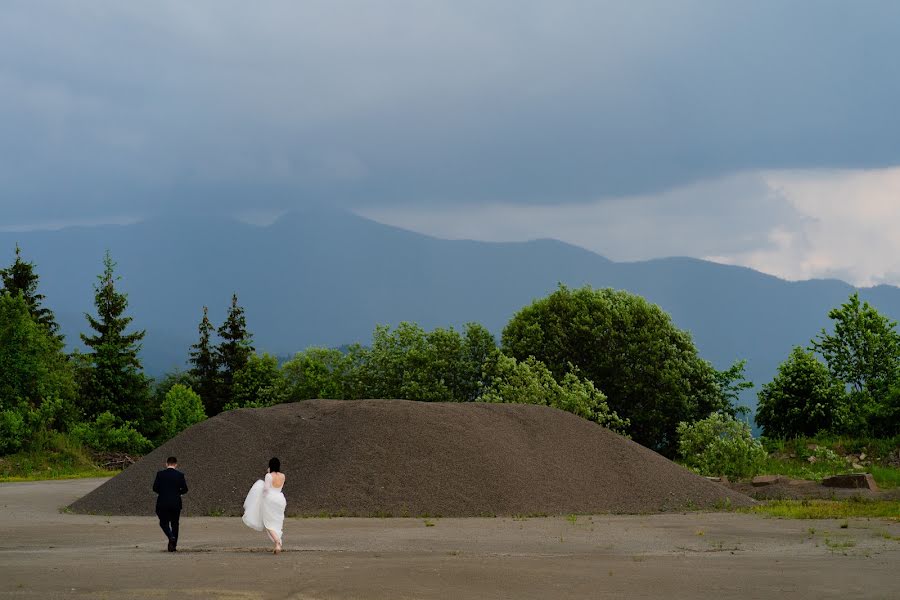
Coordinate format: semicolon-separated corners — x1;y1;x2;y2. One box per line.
361;172;808;261
2;1;900;225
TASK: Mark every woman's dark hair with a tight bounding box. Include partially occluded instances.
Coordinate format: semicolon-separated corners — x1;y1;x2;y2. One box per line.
268;457;281;473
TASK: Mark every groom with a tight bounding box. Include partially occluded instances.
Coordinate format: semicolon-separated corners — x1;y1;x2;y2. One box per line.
152;456;188;552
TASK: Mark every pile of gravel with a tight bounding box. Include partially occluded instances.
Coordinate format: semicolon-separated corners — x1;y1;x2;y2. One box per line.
70;400;753;517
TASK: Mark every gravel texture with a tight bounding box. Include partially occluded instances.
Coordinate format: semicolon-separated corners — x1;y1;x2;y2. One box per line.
69;399;753;517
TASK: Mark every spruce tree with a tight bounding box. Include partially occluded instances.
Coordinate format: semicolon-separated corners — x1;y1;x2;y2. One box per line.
79;251;150;423
215;293;254;410
1;244;61;338
189;306;220;414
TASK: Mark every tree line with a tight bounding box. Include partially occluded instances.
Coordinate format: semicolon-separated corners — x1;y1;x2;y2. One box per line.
6;244;894;465
755;293;900;439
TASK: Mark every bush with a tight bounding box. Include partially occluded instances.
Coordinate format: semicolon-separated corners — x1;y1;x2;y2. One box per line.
0;397;77;455
230;353;286;409
480;354;629;434
0;407;27;454
677;412;766;479
70;411;152;454
160;384;206;440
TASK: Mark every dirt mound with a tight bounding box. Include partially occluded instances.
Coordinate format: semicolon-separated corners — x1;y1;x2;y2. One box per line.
70;400;753;517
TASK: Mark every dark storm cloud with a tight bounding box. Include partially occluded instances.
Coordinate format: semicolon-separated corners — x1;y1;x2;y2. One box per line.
2;1;899;226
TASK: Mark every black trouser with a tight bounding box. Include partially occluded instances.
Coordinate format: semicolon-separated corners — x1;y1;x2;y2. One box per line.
156;506;181;542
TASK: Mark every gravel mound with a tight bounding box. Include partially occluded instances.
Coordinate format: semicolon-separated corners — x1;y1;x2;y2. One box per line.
70;400;753;517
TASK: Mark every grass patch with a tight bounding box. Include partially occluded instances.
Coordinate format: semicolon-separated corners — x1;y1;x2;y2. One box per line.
869;466;900;489
0;433;114;482
756;456;900;489
741;499;900;520
824;538;857;550
758;435;900;489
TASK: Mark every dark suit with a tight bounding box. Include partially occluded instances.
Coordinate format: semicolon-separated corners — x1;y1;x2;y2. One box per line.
153;467;188;546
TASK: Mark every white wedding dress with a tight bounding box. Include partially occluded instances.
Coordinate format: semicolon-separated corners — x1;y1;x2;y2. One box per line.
242;473;286;544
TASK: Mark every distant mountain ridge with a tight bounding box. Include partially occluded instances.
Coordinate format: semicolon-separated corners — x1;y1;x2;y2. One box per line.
3;207;898;414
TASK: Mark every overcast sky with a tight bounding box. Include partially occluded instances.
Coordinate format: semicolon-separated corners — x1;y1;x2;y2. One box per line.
3;1;900;285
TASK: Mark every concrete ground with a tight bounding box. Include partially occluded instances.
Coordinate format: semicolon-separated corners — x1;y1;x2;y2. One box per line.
1;479;898;600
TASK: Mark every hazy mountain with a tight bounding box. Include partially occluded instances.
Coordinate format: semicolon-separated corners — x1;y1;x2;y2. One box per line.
4;207;898;413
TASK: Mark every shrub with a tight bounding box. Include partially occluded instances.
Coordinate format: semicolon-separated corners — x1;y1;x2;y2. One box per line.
0;407;26;454
0;397;77;455
70;411;152;454
677;412;766;479
230;353;286;409
160;384;206;440
480;354;629;434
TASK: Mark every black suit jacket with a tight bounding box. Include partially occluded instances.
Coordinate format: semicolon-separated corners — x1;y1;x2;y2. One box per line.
153;468;188;511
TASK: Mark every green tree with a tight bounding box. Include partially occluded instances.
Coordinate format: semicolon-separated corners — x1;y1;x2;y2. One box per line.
677;412;766;479
715;360;754;418
0;294;77;454
480;354;628;433
189;306;219;414
282;346;360;401
811;292;900;397
871;384;900;437
0;293;76;414
0;244;61;337
229;353;285;409
502;285;725;455
755;347;847;438
354;322;496;403
79;251;150;424
160;384;206;440
215;293;254;411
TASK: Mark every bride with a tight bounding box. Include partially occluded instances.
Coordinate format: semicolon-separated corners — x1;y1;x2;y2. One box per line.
242;457;287;554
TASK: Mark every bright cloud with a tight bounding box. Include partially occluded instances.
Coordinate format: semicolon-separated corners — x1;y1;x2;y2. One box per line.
362;167;900;287
713;168;900;285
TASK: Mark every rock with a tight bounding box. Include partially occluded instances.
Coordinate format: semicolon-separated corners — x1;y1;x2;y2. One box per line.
806;443;819;450
859;453;867;461
852;463;864;470
705;476;730;485
822;473;879;491
807;456;818;464
752;475;783;487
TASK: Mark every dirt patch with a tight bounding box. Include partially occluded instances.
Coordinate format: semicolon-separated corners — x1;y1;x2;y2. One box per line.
70;400;752;517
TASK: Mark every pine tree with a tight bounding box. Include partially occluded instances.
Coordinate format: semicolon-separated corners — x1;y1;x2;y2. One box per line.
216;293;254;410
189;306;220;414
79;251;150;423
1;244;61;338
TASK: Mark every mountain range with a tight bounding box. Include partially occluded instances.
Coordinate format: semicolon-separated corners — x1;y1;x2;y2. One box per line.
4;207;899;413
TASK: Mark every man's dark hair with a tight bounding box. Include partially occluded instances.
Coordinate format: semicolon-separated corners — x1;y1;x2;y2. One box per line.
166;456;178;465
269;457;281;473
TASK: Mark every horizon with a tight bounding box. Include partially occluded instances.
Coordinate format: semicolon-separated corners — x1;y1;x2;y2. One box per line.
2;207;897;291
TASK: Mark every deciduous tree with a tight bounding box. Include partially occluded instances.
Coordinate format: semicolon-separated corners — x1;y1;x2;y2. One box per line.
502;285;726;455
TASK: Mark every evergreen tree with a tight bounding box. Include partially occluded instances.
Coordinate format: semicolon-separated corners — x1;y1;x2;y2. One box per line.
189;306;220;414
79;251;150;423
0;244;61;337
215;293;254;411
